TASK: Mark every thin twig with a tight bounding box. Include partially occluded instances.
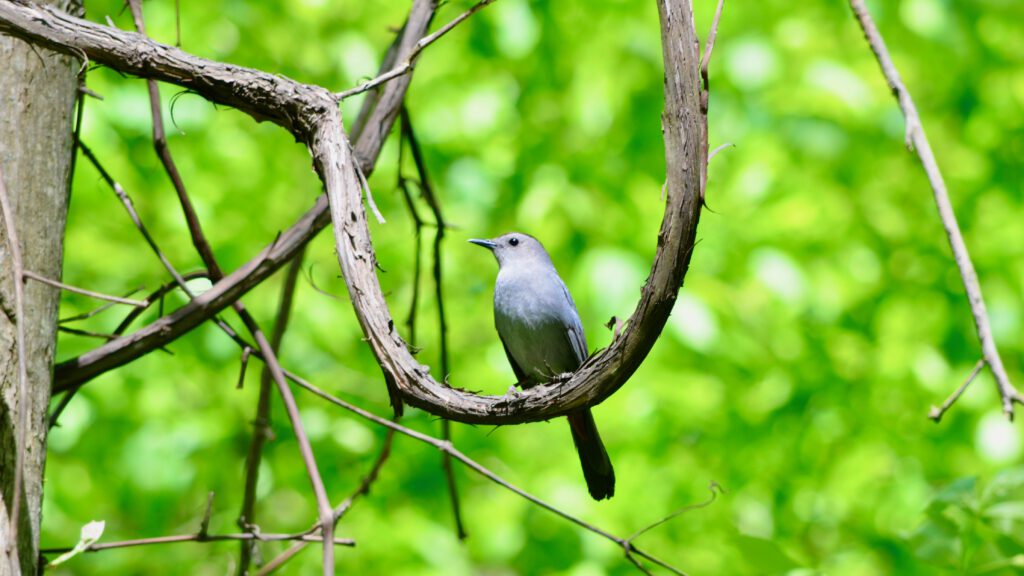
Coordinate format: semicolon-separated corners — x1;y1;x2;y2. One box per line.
112;272;211;335
929;359;986;423
285;370;689;576
58;286;143;324
402;108;466;540
23;270;148;307
253;329;337;575
707;142;734;163
236;346;253;390
335;0;497;101
626;482;721;544
57;326;118;341
40;532;354;554
198;492;215;537
848;0;1022;419
255;427;397;575
77;142;194;294
66;81;86;194
126;2;336;570
698;0;725;97
127;0;224;282
0;165;29;561
237;249;305;575
397;144;424;344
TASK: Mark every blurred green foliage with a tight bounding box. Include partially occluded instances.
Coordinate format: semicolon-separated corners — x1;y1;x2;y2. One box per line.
42;0;1023;574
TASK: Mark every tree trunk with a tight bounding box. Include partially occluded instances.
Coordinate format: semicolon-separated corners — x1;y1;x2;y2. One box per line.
0;1;83;573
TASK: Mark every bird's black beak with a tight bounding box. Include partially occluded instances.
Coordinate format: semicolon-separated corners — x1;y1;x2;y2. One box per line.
468;238;497;250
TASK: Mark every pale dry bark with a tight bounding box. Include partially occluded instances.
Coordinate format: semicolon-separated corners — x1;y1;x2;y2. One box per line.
0;1;82;573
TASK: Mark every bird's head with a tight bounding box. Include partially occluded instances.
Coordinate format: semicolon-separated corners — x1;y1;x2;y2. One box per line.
469;232;552;269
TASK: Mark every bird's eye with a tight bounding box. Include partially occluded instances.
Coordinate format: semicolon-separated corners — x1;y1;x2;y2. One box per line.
508;237;519;247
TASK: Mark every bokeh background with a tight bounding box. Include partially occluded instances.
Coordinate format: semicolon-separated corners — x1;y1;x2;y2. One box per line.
43;0;1024;573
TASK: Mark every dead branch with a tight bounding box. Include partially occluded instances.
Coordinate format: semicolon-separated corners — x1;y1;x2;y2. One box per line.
847;0;1022;419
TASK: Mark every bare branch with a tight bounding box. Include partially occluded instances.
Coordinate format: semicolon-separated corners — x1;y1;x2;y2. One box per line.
238;249;305;575
707;142;734;163
285;370;689;575
255;427;397;575
40;532;354;555
335;0;497;101
698;0;725;97
56;326;118;341
23;270;148;308
626;482;722;544
929;359;986;423
77;142;195;295
848;0;1022;419
401;108;466;539
58;286;144;324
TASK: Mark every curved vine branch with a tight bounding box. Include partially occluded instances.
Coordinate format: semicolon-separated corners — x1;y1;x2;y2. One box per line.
3;0;708;425
315;0;706;423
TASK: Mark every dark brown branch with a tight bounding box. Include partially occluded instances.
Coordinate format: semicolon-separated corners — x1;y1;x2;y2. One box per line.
56;326;118;341
237;249;305;575
848;0;1022;419
126;0;224;282
400;108;465;539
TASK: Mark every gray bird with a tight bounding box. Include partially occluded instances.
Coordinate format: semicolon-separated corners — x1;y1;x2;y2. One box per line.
470;232;615;500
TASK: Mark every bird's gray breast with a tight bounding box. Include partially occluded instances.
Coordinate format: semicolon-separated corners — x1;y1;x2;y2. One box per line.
494;265;587;386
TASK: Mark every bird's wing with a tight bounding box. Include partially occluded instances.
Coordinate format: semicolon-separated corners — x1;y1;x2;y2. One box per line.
558;280;589;366
499;334;530;386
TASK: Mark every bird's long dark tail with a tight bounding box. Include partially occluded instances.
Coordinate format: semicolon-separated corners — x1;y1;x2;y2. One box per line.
567;409;615;501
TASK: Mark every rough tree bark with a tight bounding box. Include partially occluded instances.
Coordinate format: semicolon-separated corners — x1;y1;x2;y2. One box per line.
0;1;82;573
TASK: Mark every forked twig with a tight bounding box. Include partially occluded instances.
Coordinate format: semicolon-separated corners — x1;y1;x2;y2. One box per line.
848;0;1022;419
929;359;986;423
335;0;497;100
